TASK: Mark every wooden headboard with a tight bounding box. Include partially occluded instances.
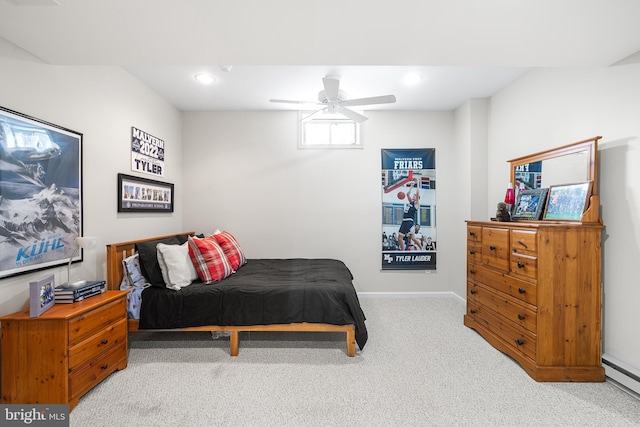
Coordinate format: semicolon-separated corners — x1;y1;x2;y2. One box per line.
106;231;195;290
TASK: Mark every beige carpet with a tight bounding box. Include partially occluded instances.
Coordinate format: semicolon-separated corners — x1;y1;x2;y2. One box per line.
70;297;640;426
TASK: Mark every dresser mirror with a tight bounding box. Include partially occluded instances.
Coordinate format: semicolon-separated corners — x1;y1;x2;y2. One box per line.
508;136;601;222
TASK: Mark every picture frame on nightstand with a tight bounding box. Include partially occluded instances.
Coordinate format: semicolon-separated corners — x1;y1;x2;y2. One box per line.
29;274;56;317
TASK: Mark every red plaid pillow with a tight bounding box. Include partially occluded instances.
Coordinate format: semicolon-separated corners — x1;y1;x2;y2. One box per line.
213;231;247;270
187;235;233;284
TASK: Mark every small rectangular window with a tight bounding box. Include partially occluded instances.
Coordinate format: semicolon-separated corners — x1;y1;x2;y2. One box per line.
298;111;361;148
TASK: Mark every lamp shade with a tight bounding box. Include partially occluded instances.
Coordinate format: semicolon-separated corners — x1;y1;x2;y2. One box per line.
75;236;97;250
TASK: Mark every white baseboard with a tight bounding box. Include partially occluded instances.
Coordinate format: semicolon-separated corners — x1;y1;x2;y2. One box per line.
602;354;640;399
357;291;465;304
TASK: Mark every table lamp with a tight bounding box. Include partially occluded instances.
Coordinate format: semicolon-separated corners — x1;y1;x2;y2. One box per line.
60;236;98;288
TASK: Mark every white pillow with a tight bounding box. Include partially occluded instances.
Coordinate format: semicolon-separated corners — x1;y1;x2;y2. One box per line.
157;242;198;290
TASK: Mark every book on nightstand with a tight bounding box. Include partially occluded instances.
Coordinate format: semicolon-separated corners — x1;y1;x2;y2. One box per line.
55;280;106;303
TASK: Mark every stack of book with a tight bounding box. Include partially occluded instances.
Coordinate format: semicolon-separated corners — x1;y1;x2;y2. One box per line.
54;280;107;304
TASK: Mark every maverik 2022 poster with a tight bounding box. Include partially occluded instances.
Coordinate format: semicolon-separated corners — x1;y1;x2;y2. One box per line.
381;148;436;270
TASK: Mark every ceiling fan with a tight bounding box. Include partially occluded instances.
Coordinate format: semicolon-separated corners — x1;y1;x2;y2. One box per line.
269;76;396;123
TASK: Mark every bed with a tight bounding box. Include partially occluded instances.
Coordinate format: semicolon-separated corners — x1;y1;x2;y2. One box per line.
106;232;367;357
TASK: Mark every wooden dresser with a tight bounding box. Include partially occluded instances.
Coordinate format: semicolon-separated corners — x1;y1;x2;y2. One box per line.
1;291;128;410
464;221;604;381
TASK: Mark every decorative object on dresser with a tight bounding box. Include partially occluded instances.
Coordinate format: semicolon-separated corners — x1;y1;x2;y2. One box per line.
29;274;56;317
464;136;605;382
495;202;511;222
1;291;128;410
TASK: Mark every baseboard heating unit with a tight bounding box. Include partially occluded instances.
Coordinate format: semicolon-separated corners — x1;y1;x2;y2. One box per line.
602;354;640;399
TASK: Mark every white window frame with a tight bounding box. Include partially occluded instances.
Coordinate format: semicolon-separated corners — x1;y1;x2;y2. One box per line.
297;111;362;149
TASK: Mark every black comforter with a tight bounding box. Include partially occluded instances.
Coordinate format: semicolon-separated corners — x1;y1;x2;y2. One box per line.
138;259;368;350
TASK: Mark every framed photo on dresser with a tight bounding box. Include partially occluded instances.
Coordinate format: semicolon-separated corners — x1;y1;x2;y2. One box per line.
29;274;56;317
512;188;548;220
543;181;593;221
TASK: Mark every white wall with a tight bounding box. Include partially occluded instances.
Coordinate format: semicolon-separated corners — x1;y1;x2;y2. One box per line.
0;57;184;316
488;65;640;379
181;110;459;293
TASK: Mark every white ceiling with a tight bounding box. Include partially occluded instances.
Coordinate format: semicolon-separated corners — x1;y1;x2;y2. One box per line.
1;0;639;112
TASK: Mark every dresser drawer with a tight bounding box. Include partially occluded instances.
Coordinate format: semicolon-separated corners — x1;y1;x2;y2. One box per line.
69;319;127;371
467;263;537;306
511;253;538;281
511;229;538;256
69;297;126;346
470;301;537;361
481;227;510;272
467;282;537;333
467;242;482;263
69;341;127;401
467;226;482;243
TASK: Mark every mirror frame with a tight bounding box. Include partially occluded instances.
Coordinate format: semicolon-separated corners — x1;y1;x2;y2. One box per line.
508;136;601;223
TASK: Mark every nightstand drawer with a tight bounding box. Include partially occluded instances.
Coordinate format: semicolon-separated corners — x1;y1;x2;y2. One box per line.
69;297;126;346
69;319;127;370
69;341;127;401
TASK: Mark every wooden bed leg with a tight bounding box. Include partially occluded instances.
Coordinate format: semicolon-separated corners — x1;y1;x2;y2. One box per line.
346;328;356;357
229;331;239;356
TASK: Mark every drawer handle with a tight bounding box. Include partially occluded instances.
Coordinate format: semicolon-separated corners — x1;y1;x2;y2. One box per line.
517;262;525;269
518;287;526;294
470;309;477;314
100;364;109;370
469;269;476;274
469;250;475;255
469;231;476;237
101;339;109;345
518;313;525;320
515;339;524;346
489;245;496;251
470;289;477;294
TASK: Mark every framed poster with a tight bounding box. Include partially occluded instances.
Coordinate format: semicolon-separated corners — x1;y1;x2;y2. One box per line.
0;106;83;279
381;149;437;270
131;126;165;177
543;181;593;221
29;274;56;317
117;173;174;213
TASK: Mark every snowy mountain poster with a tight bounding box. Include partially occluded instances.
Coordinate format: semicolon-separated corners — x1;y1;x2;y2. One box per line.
0;106;83;279
381;148;436;270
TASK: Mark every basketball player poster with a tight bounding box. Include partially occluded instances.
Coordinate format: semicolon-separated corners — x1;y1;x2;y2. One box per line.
381;148;436;270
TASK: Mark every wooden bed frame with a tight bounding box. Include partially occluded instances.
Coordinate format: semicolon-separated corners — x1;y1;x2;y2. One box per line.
106;232;356;357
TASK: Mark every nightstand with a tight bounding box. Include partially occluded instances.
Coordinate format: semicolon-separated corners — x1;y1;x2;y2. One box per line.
1;290;128;410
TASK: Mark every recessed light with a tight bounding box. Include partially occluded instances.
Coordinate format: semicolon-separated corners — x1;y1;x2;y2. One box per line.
194;73;216;84
404;73;422;85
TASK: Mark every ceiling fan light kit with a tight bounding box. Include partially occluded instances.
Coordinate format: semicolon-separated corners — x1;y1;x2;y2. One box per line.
270;76;396;123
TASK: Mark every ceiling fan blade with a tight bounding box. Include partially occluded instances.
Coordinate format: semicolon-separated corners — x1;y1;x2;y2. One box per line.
298;108;327;122
270;99;321;105
340;95;397;107
322;77;340;101
338;106;368;123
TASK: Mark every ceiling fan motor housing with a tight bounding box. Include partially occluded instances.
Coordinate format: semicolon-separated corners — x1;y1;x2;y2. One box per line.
318;89;346;104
